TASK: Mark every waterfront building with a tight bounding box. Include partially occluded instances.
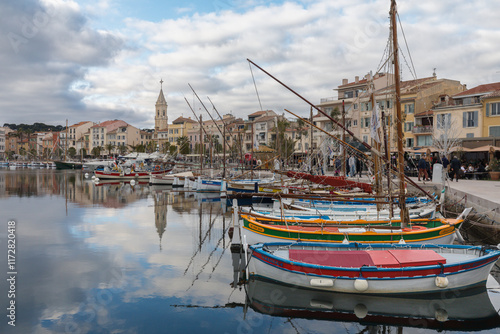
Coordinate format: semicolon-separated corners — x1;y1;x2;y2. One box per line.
0;127;5;159
90;120;140;156
433;82;500;149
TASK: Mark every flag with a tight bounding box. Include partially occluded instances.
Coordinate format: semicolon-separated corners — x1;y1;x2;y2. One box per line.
370;101;381;143
253;136;259;150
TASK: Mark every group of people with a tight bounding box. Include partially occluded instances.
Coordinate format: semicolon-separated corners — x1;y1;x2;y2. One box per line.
418;154;489;182
332;155;364;177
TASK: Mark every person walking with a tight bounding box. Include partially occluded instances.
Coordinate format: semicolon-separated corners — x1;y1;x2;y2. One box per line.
349;155;356;178
418;155;429;181
441;155;449;180
449;156;461;182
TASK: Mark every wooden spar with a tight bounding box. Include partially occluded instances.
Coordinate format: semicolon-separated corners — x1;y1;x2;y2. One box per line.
247;59;435;202
381;108;394;218
206;96;231;179
391;0;409;226
284;109;368;159
251;119;254;179
184;97;216;173
309;106;313;173
247;58;383;159
188;84;228;174
342;100;347;177
200;114;203;174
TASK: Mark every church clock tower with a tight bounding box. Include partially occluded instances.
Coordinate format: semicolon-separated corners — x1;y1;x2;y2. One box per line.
155;79;168;133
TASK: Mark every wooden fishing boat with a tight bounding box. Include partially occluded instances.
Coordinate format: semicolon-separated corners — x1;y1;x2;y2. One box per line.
238;208;469;245
248;242;500;294
247;278;500;331
95;167;172;180
196;177;223;192
149;174;175;185
242;199;437;220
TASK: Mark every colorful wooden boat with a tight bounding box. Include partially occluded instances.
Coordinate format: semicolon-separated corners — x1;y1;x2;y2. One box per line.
248;242;500;295
239;209;469;244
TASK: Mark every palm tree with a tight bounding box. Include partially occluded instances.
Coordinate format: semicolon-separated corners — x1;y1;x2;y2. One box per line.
118;144;128;156
92;146;103;158
68;147;77;158
105;143;116;158
176;136;190;155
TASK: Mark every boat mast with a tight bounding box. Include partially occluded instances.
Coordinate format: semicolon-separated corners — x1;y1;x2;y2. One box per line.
342;100;346;177
200;114;203;175
391;0;409;226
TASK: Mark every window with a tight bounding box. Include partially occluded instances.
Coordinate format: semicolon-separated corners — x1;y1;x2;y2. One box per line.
353;120;357;126
363;135;368;142
490;126;500;137
466;133;474;138
416;135;432;146
488;102;500;116
404;103;414;114
364;117;370;128
353;104;358;110
404;122;414;132
406;138;414;147
344;91;353;99
463;111;478;128
436;113;451;129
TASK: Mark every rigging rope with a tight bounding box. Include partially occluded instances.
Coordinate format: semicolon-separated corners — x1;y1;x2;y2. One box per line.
248;62;263;112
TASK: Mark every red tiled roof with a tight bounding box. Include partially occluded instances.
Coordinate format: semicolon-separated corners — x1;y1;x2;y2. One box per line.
415;110;433;117
248;110;267;117
172;116;197;124
482;89;500;99
91;120;128;130
338;78;368;88
453;82;500;97
70;121;92;127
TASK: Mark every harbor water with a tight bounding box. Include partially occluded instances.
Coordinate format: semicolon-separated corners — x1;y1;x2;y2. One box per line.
0;169;499;334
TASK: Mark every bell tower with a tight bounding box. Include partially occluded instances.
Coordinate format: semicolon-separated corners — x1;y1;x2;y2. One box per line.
155;79;168;133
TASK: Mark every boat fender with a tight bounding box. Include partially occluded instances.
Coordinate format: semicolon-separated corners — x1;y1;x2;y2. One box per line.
85;173;89;178
310;278;334;287
435;263;449;288
353;303;368;319
398;237;406;245
354;273;368;292
435;309;448;322
130;180;135;186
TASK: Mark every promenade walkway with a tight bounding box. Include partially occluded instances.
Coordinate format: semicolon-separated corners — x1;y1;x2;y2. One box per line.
408;177;500;213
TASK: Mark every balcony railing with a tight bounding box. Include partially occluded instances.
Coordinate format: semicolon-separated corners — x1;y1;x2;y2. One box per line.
412;125;433;134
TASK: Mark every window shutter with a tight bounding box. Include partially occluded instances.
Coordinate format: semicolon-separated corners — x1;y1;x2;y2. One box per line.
368;102;372;110
463;112;466;128
486;103;490;117
474;110;478;127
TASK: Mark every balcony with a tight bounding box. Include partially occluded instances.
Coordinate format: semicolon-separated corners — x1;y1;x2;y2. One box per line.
412;125;433;134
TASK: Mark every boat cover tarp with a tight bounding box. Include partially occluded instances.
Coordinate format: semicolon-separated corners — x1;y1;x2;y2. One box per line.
286;171;372;193
289;249;446;268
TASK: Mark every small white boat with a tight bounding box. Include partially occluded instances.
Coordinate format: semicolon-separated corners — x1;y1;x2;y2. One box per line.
248;242;500;295
149;174;175;185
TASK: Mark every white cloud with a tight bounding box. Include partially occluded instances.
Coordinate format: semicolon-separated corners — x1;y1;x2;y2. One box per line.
2;0;500;129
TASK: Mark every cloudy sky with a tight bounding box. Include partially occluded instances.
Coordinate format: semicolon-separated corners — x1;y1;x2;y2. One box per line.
1;0;499;129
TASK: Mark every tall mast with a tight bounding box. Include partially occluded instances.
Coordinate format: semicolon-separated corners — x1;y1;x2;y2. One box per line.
391;0;409;226
342;100;346;176
200;114;203;175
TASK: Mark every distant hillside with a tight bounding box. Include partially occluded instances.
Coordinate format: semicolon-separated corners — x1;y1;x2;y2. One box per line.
3;122;66;132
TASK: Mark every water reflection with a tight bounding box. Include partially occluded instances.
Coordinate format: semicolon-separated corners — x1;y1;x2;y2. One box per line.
0;169;499;334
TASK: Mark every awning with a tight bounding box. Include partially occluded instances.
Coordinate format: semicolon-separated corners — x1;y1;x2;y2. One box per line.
467;145;500;152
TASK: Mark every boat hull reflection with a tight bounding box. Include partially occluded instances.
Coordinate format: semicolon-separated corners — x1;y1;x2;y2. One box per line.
246;278;500;331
